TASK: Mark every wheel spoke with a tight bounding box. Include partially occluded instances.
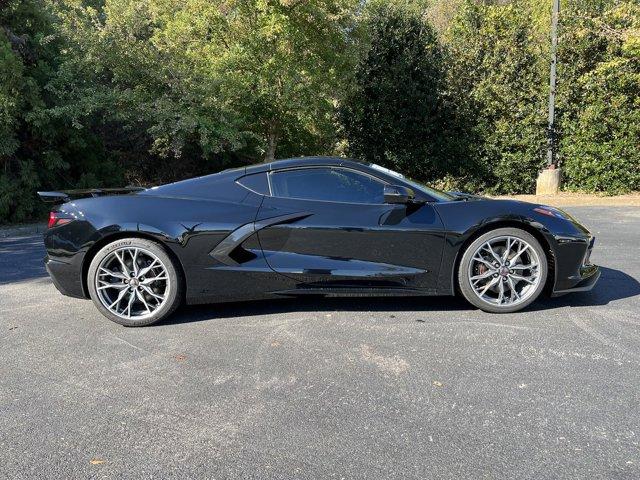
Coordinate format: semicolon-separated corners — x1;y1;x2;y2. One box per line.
141;285;165;302
473;256;495;269
483;243;502;264
478;277;499;296
99;267;127;280
131;248;139;277
511;273;536;285
470;270;495;283
507;277;521;303
108;287;129;310
98;282;127;291
137;259;159;278
508;243;529;265
510;263;537;270
141;275;168;285
136;289;151;313
114;251;130;277
497;279;505;304
125;289;136;317
502;237;512;263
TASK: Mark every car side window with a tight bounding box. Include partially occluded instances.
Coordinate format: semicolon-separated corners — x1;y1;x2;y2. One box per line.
269;168;386;204
237;172;270;195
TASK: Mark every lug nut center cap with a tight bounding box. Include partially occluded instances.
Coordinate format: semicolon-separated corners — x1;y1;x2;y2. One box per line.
499;266;510;277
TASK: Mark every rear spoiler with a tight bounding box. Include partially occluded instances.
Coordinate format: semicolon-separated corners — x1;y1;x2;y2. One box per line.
37;187;146;204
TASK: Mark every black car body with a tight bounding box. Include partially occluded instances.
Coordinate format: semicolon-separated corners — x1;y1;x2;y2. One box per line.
41;157;599;325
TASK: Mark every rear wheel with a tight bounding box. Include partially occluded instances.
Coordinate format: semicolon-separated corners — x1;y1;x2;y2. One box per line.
457;228;547;313
87;238;183;326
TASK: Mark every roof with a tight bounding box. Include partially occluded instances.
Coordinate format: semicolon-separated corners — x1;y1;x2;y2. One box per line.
245;156;366;174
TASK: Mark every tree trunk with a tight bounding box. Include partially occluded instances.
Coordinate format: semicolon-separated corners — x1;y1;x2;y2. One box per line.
1;26;34;63
264;125;278;163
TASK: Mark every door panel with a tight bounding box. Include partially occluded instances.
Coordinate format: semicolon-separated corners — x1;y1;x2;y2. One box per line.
256;196;445;292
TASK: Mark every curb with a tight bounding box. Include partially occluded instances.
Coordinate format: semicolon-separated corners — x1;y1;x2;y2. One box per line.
0;223;47;238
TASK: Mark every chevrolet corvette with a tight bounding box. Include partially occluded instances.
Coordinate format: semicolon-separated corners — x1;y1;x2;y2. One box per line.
39;157;600;326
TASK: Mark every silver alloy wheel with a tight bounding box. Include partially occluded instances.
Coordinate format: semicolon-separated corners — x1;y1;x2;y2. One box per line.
467;235;541;307
94;247;170;320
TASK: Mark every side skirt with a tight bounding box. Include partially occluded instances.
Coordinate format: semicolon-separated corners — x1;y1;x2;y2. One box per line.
185;287;447;305
271;287;439;297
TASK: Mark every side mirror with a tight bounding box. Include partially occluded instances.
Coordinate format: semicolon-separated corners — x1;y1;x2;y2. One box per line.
384;185;415;204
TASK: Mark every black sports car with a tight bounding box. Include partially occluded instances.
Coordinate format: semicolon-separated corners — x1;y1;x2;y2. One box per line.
39;157;600;326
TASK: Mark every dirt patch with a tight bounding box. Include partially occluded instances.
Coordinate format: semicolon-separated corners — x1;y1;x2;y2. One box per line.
360;344;409;375
492;192;640;207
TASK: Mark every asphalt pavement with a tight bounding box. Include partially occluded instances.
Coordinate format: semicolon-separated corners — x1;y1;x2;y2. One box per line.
1;206;639;479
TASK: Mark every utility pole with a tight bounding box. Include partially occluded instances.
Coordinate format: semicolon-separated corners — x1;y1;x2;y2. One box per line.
537;0;561;194
546;0;560;167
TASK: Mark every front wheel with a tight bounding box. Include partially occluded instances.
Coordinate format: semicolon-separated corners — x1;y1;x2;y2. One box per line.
87;238;183;326
457;228;548;313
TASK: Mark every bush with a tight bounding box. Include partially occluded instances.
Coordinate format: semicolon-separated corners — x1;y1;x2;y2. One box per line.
446;0;549;194
559;2;640;193
340;4;475;182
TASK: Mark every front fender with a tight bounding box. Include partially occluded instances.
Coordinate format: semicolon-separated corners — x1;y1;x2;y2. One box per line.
433;200;563;295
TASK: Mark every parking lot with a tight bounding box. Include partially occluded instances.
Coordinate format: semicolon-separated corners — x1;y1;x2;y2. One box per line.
1;206;639;479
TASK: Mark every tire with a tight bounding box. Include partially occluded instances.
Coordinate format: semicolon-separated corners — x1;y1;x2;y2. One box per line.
457;227;548;313
87;238;183;326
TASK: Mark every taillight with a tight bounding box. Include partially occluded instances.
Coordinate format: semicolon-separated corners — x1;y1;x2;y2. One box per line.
48;211;73;228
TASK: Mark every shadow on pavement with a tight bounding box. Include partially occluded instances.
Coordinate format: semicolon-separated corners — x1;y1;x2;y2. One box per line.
0;235;47;285
162;266;638;326
162;296;471;326
533;266;640;310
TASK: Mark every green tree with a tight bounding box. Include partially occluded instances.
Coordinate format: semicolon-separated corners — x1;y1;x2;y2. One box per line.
0;0;119;223
340;4;471;182
48;0;358;179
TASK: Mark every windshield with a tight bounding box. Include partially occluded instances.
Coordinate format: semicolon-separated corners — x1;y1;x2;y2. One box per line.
369;164;455;202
